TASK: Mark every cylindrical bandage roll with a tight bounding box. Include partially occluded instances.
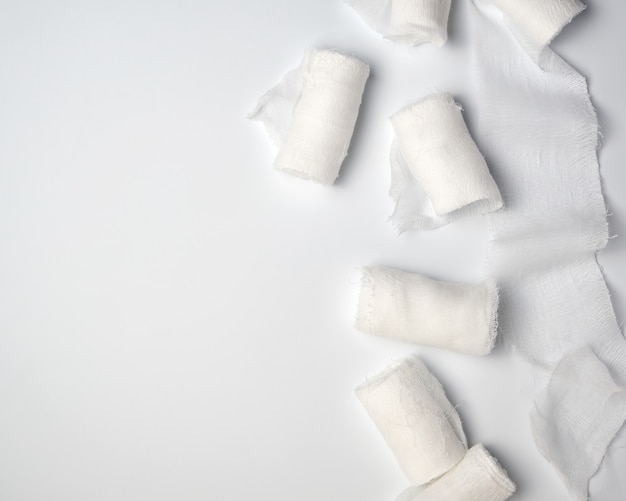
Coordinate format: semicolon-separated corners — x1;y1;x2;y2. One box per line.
356;357;467;486
390;93;502;227
410;444;516;501
487;0;586;48
345;0;451;47
250;48;370;185
356;266;499;355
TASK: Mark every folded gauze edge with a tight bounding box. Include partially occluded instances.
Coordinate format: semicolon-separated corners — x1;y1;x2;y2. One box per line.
357;357;516;500
389;93;503;232
344;0;451;47
249;48;370;185
356;266;499;355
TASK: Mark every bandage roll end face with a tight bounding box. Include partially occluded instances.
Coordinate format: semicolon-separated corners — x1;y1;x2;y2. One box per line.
274;49;370;185
356;266;499;355
356;356;467;486
390;92;503;218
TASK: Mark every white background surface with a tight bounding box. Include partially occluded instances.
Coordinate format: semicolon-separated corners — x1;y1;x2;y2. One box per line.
1;0;625;499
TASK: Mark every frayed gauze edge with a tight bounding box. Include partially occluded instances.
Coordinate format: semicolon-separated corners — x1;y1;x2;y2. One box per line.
249;48;370;185
471;0;626;497
530;348;626;500
389;92;503;232
356;266;499;356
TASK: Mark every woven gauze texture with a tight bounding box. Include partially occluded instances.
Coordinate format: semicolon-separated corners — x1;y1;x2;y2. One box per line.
530;348;626;500
409;444;516;501
356;357;467;486
488;0;586;50
471;0;626;497
250;48;369;185
356;266;499;355
344;0;451;46
389;93;503;231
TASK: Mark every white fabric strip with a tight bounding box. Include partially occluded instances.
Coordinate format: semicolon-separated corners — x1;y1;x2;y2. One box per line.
344;0;451;47
389;93;503;231
356;356;468;485
471;0;626;496
408;444;516;501
531;348;626;500
249;48;370;185
356;266;499;355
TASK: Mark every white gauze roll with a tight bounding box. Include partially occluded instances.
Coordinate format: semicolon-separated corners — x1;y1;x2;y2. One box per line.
249;48;370;185
409;444;516;501
487;0;586;50
389;93;503;232
356;266;499;355
344;0;451;47
356;356;468;485
530;348;626;500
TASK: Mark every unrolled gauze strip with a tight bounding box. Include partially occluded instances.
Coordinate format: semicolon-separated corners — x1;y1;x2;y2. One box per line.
408;444;516;501
471;0;626;496
356;266;499;355
487;0;586;50
344;0;451;46
356;356;467;485
249;48;370;185
389;93;503;231
531;348;626;500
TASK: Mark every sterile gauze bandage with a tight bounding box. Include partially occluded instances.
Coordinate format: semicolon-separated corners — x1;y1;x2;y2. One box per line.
356;266;499;355
250;48;370;185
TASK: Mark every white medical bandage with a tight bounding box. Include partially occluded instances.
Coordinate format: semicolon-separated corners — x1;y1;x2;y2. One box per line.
344;0;452;47
389;93;503;231
409;444;516;501
471;0;626;497
250;48;370;185
487;0;586;49
356;266;499;355
530;348;626;500
356;357;468;485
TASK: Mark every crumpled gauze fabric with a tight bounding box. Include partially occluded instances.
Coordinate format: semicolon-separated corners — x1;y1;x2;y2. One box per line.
530;348;626;500
471;0;626;497
389;93;503;232
249;48;370;185
408;444;516;501
344;0;451;47
356;356;468;485
356;266;499;355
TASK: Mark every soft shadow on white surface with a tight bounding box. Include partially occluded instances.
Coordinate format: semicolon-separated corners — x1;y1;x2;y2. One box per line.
0;1;624;500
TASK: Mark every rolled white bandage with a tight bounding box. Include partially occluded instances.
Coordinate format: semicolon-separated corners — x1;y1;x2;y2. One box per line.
410;444;516;501
356;357;467;485
345;0;451;46
356;267;499;355
487;0;586;48
389;93;503;231
249;48;370;185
